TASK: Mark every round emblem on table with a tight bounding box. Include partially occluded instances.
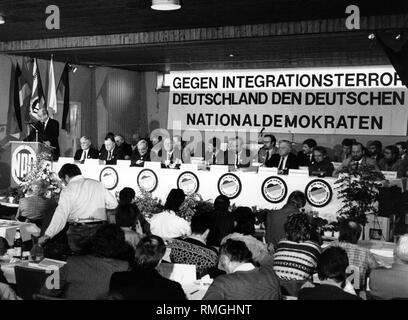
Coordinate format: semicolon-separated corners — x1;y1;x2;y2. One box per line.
177;171;199;195
305;179;333;208
217;173;242;199
99;167;119;190
137;169;158;192
11;145;37;185
261;176;288;203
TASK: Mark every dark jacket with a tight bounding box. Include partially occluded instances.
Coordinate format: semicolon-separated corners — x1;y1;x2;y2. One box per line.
26;118;60;160
265;153;299;170
119;142;133;158
130;150;151;166
309;159;335;177
109;267;187;300
298;284;362;300
74;147;99;161
99;146;125;165
297;151;314;167
207;210;235;247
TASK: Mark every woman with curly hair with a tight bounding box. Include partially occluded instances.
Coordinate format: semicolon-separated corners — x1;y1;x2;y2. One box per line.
273;212;321;281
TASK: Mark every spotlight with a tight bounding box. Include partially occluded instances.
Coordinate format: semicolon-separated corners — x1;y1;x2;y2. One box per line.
396;34;402;40
151;0;181;11
368;33;376;40
0;14;5;24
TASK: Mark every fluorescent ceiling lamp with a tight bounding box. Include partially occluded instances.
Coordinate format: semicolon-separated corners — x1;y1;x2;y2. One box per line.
151;0;181;11
0;14;5;24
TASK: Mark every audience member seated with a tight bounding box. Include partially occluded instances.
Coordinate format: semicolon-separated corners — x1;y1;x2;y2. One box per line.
207;195;234;247
273;213;321;281
367;140;384;164
115;205;145;250
369;234;408;299
297;139;317;167
309;146;335;177
41;224;133;300
333;138;355;162
265;191;306;249
379;145;408;178
205;137;225;165
150;189;191;239
298;247;361;300
258;134;278;165
333;142;381;177
99;132;115;154
224;136;252;168
328;219;379;291
265;140;299;173
74;136;99;163
168;212;218;279
158;137;183;168
395;141;408;160
15;180;57;228
233;206;256;236
130;139;151;167
114;134;132;160
99;136;125;165
109;235;186;300
203;239;281;300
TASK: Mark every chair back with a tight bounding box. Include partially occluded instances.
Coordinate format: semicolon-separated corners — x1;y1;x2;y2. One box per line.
15;265;49;300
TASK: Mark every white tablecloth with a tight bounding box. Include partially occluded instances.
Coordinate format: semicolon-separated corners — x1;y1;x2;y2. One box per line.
0;220;41;246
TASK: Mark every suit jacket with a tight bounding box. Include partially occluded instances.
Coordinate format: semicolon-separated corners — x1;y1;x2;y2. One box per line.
333;156;381;177
74;147;99;161
297;151;314;167
130;150;151;166
309;159;335;177
109;267;187;300
99;146;125;165
26;118;60;160
265;153;299;170
258;146;278;164
205;150;225;165
119;142;132;158
224;149;252;167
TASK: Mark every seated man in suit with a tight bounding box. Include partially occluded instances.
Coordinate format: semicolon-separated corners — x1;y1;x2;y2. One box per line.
333;142;381;177
224;136;251;168
205;137;225;165
297;138;317;167
333;138;355;162
309;146;334;177
99;136;125;165
367;140;384;165
258;134;278;165
25;107;60;161
158;137;183;169
115;134;132;160
99;132;115;154
265;140;299;173
130;139;150;167
74;136;99;163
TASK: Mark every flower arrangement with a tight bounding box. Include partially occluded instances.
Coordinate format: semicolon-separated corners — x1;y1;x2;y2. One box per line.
19;152;62;200
134;189;163;218
178;193;213;222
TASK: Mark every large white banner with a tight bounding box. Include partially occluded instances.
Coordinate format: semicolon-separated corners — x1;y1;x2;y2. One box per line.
167;66;408;135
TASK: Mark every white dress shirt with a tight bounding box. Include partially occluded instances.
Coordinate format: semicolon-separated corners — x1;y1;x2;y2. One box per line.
278;155;288;170
45;175;118;238
150;210;191;239
232;263;256;273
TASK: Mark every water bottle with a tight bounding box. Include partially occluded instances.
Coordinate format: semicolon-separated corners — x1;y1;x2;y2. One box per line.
13;229;22;259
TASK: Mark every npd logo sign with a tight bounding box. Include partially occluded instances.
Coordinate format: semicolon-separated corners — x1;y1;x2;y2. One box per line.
305;179;333;208
12;145;36;184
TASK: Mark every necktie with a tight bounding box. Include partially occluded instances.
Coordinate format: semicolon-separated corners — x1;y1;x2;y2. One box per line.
107;151;112;161
212;153;216;164
266;150;270;161
235;152;239;166
278;156;284;170
80;150;87;162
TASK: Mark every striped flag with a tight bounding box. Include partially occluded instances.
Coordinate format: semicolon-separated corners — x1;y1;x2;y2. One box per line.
58;63;70;132
47;56;57;116
29;58;45;121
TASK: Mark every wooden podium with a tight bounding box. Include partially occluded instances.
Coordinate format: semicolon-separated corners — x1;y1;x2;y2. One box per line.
10;141;53;187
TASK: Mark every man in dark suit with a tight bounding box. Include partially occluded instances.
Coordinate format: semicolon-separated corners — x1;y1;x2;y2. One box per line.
130;139;151;167
74;136;99;163
224;136;252;168
297;138;317;167
99;136;125;165
114;134;132;160
258;134;278;165
25;108;60;160
158;137;183;168
265;140;299;173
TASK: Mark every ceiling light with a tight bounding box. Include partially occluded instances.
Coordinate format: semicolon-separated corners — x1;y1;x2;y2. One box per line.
0;14;6;25
396;33;402;40
229;54;235;58
151;0;181;11
368;33;376;40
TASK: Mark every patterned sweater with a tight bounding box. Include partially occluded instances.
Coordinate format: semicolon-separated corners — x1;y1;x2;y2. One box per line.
273;240;321;280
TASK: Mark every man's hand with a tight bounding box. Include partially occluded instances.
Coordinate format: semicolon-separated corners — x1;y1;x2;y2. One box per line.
44;141;51;147
38;235;50;245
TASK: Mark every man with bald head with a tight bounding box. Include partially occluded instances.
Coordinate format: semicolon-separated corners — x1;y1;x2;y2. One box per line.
25;107;60;160
369;234;408;299
265;140;299;172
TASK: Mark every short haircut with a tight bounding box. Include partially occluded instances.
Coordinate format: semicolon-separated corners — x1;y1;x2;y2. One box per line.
233;206;255;236
339;220;362;244
89;224;127;259
220;239;252;263
190;211;212;235
164;188;186;212
80;136;91;142
38;108;48;116
264;134;276;144
58;163;81;179
287;191;306;208
105;136;115;143
313;146;327;156
137;139;148;148
368;140;382;151
105;132;115;140
115;134;124;139
214;195;230;212
135;235;166;269
384;145;399;158
115;204;140;228
395;234;408;263
342;138;356;147
318;247;349;283
352;142;363;150
303;139;317;149
119;187;136;205
279;140;292;148
396;141;408;150
284;212;313;242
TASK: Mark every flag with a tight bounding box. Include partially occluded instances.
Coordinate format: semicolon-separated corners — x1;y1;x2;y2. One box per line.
13;64;23;132
47;56;57;116
58;63;70;132
29;58;45;121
